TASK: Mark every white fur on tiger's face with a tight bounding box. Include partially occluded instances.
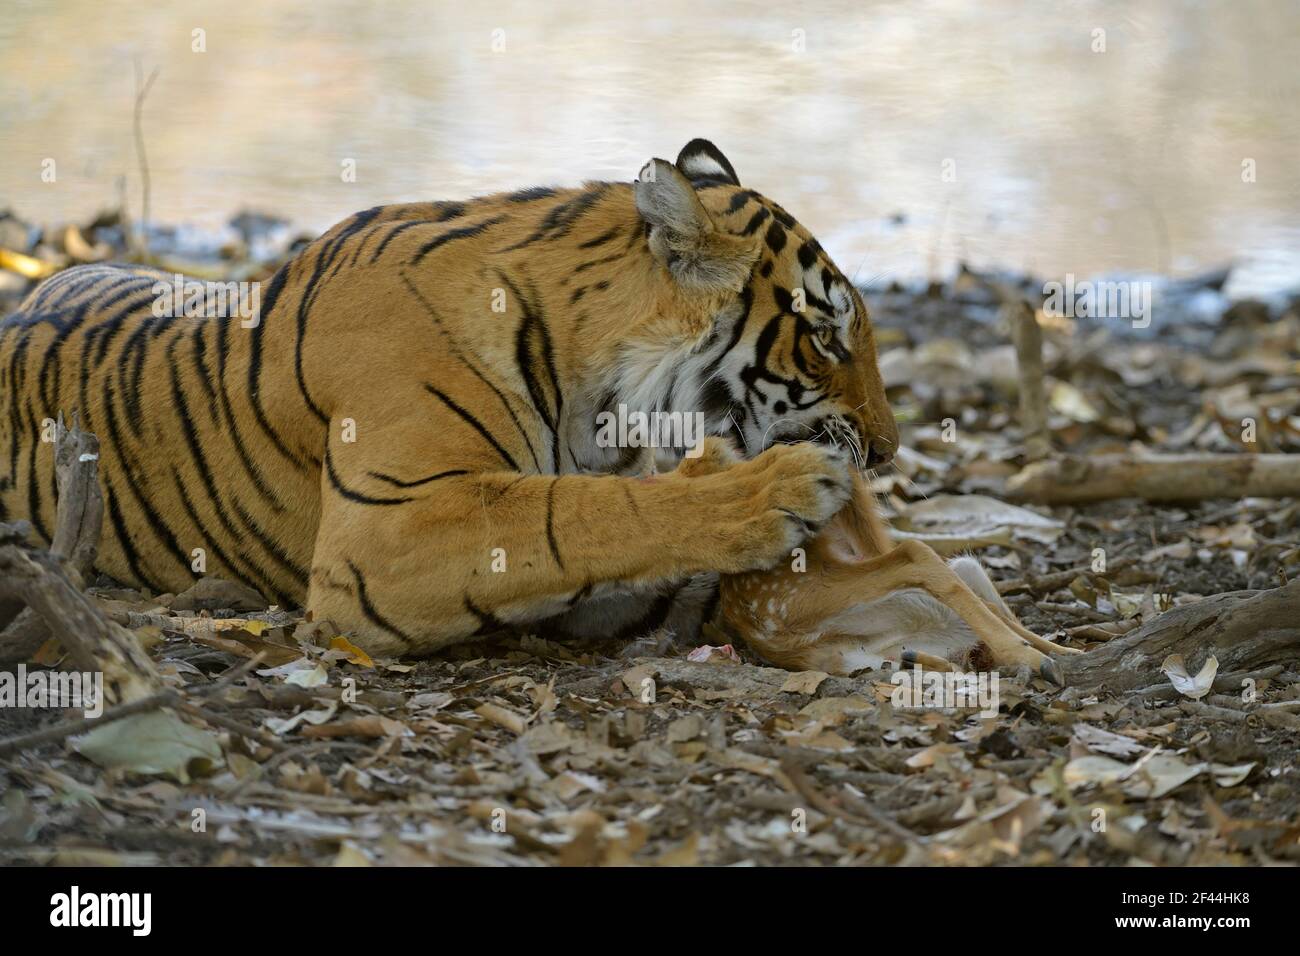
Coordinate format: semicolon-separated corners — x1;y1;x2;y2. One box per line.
601;138;899;475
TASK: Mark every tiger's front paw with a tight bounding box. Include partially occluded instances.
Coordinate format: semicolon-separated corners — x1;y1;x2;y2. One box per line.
717;442;854;573
674;435;742;478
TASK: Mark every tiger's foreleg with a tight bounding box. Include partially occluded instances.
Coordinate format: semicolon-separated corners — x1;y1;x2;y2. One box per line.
307;439;852;655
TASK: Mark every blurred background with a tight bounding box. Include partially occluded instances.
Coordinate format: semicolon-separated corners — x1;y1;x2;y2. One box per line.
2;0;1298;296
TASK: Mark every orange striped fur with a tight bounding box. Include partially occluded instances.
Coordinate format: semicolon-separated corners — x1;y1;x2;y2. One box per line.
0;139;899;656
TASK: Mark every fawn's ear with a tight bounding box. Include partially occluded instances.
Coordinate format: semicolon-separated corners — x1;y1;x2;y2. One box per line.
634;158;756;292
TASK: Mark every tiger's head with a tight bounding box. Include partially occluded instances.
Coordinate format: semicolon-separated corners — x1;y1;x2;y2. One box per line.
630;138;898;471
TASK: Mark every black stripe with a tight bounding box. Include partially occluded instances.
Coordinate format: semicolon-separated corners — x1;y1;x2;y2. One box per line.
573;252;623;274
545;477;565;571
507;186;558;203
368;468;468;488
166;353;299;599
409;214;508;265
424;385;519;471
214;309;287;514
349;560;413;646
764;220;787;255
119;311;168;437
398;271;542;472
496;184;609;253
100;377;190;577
169;467;283;603
246;265;308;467
24;400;49;543
325;446;414;505
500;272;563;469
463;594;508;636
434;201;468;222
167;334;243;541
797;240;818;270
102;472;165;594
88;289;158;368
229;498;310;592
295;207;384;423
188;321;217;414
770;204;798;229
36;272;148;413
577;225;621;249
724;190;757;215
369;220;424;263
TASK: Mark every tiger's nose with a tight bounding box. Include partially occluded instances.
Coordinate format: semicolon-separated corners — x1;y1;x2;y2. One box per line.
864;438;894;469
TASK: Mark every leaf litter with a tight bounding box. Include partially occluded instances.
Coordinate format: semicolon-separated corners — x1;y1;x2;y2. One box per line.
1;214;1299;866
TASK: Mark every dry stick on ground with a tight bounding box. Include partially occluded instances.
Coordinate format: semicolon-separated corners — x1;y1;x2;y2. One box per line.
0;537;161;704
780;759;925;848
1011;301;1051;462
0;417;159;702
1006;453;1300;504
1059;579;1300;693
996;555;1137;596
556;656;885;700
50;412;103;581
1131;664;1283;703
0;415;104;660
0;653;267;759
130;60;160;261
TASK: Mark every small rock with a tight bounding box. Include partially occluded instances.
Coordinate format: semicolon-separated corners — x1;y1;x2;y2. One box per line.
170;576;267;612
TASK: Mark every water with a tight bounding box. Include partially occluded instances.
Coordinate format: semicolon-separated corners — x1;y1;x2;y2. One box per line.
2;0;1298;297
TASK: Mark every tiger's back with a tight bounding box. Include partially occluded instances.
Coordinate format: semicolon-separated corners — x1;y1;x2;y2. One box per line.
0;188;636;605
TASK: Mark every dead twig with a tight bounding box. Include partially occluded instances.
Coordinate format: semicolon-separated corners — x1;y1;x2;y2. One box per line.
1008;453;1300;504
780;758;925;847
131;60;160;261
1011;301;1051;462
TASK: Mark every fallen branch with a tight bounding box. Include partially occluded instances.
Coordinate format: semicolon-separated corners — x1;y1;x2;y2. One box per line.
780;759;924;847
0;418;158;701
1007;453;1300;503
1130;664;1283;703
50;412;103;582
557;656;885;700
0;524;158;703
1011;302;1051;462
0;415;105;662
1060;580;1300;692
0;686;175;759
0;653;264;759
996;555;1137;596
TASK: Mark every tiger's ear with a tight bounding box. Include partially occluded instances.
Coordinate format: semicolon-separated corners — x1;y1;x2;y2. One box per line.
634;158;757;292
676;138;740;186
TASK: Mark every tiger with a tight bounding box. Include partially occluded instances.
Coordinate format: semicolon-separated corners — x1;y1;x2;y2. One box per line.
0;138;900;657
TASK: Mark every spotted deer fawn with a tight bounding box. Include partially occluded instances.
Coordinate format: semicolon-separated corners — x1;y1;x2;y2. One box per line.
717;473;1076;682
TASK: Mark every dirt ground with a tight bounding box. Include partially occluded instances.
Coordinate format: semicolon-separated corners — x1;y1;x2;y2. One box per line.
1;212;1298;866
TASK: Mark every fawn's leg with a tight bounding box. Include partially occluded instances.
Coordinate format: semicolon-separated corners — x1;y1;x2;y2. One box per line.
948;556;1083;656
820;541;1064;684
